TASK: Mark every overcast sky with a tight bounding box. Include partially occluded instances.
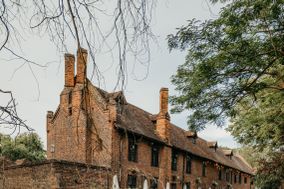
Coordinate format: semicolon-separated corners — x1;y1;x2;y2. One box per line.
0;0;239;149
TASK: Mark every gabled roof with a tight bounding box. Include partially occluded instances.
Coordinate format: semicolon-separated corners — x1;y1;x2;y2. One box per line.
90;83;253;175
207;141;218;148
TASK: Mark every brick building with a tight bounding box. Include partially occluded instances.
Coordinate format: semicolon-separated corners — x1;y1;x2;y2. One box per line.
44;48;255;189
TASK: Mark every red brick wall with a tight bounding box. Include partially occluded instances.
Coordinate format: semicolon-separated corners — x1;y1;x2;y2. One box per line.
76;48;88;84
64;54;75;87
113;134;254;189
47;83;112;167
47;86;88;163
0;160;111;189
86;83;112;167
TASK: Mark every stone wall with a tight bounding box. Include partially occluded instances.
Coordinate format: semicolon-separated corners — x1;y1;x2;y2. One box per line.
0;160;111;189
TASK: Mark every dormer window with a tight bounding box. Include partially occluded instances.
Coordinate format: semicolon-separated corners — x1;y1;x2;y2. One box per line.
208;141;218;151
223;150;233;159
185;131;198;144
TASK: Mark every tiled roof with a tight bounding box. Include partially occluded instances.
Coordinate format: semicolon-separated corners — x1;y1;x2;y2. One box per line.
91;83;254;175
207;141;218;148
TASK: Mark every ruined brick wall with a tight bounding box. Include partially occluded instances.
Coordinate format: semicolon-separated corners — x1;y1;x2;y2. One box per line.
0;160;111;189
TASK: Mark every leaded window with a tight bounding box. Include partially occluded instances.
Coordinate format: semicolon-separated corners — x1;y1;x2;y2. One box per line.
150;178;158;189
218;169;222;180
128;137;138;162
151;145;159;167
186;155;192;174
127;175;137;189
202;161;206;177
171;150;178;171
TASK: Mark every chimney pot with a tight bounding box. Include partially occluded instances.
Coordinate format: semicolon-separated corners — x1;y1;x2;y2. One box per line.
64;53;75;87
76;48;88;84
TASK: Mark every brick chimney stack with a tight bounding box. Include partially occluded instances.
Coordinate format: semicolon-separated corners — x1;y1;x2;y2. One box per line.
76;48;88;84
160;88;169;114
156;88;171;142
64;54;75;87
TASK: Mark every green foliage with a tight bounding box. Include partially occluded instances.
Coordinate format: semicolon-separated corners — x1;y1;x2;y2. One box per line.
0;132;45;162
168;1;284;188
228;89;284;151
168;0;284;131
254;152;284;188
236;146;284;188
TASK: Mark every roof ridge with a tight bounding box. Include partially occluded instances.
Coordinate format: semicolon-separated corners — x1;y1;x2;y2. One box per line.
126;103;155;117
235;153;253;170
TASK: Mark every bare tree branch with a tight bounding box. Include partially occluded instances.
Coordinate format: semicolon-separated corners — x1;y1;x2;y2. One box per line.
0;89;33;133
0;0;156;132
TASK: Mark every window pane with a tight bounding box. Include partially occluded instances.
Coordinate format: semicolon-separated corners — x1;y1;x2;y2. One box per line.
186;155;191;174
150;178;158;189
128;138;138;162
218;169;222;180
202;161;206;176
185;182;191;189
171;150;178;171
225;169;230;182
151;145;159;167
127;175;137;189
171;183;177;189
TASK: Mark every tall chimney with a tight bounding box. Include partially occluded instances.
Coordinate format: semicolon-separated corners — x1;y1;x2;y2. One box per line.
76;48;88;84
156;87;171;142
64;54;75;87
160;88;169;114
